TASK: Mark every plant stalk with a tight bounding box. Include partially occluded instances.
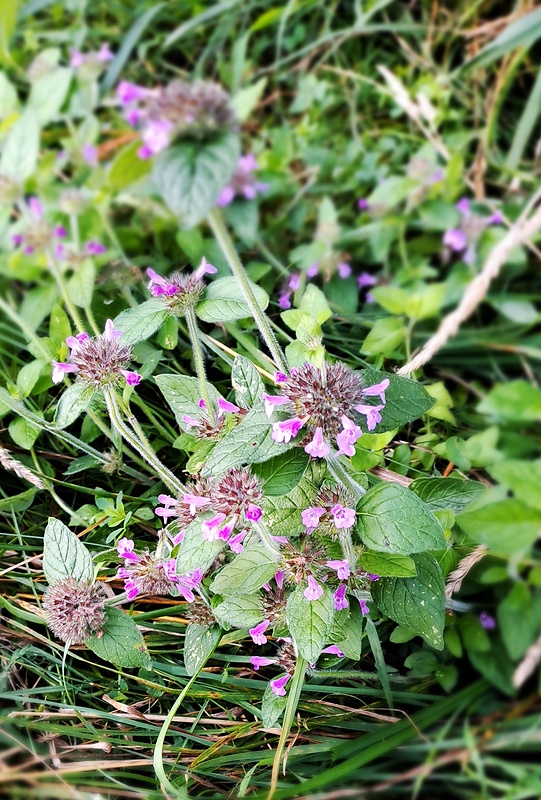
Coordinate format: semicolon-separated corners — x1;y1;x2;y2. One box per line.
185;306;215;424
268;656;307;800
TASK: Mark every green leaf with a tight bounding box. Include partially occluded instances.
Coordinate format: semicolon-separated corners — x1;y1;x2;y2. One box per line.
410;477;487;514
286;584;334;663
43;517;94;585
175;515;225;575
153;133;240;228
362;317;405;356
196;276;269;323
55;383;95;429
230;77;267;121
49;303;71;342
477;380;541;423
357;483;446;555
86;607;151;669
213;594;263;629
252;449;309;496
456;499;541;555
260;477;318;536
108;139;152;190
224;200;259;247
0;0;17;63
155;373;222;430
184;623;221;676
372;554;445;650
333;604;364;660
210;543;278;597
0;108;40;181
66;260;95;308
202;407;293;476
0;487;36;514
465;7;541;71
9;416;40;449
489;459;541;512
156;315;178;350
299;284;332;324
115;298;170;346
359;368;434;433
17;359;47;398
360;551;417;577
231;355;264;408
468;645;515;696
28;67;72;125
261;682;287;728
497;583;541;661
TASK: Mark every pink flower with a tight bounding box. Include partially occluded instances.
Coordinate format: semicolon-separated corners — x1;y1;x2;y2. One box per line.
217;398;240;415
11;234;23;246
218;520;235;541
193;256;218;281
146;267;178;297
358;272;377;289
117;80;150;104
182;493;211;515
171;530;185;546
182;414;201;430
103;319;122;340
155;494;178;522
246;504;262;522
335;415;362;458
456;197;470;215
117;537;141;562
278;290;292;310
304;427;330;458
263;393;290;417
250;656;275;670
337;262;352;279
28;196;43;219
97;43;114;62
138;118;173;158
270;674;290;696
124;578;139;600
249;619;270;645
198;399;207;409
354;403;384;431
86;241;107;255
443;228;468;252
359;599;370;616
82;143;98;166
358;198;369;210
201;513;227;541
54;225;67;239
271;417;305;444
121;370;142;386
228;530;248;553
322;645;344;657
51;361;79;383
70;50;85;68
306;263;319;278
304;575;323;601
363;378;389;405
326;560;350;580
331;504;356;530
288;273;301;291
66;333;89;355
301;507;325;530
275;570;284;589
217;185;235;207
334;583;348;610
274;371;288;383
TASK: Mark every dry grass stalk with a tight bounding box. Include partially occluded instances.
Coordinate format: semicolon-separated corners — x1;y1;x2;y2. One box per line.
445;545;488;599
0;445;45;489
513;634;541;688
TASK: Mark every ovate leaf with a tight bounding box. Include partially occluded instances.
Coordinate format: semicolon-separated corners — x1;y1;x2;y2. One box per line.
213;594;263;629
210;543;278;597
184;623;221;676
155;373;222;430
114;298;170;346
196;276;269;323
86;607;151;669
55;383;95;429
359;368;435;433
252;449;309;496
231;355;264;408
43;517;94;585
360;551;417;578
410;477;487;513
456;500;541;555
261;682;287;728
286;584;334;663
175;515;225;575
0;108;40;181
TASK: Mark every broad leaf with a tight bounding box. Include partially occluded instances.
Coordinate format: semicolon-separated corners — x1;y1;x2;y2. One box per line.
114;298;170;346
86;607;152;669
333;604;364;660
175;515;225;575
252;449;309;496
67;260;95;308
359;368;435;433
210;543;278;597
360;551;417;578
43;517;94;585
261;682;287;728
457;500;541;555
287;584;334;663
372;554;445;650
196;276;269;323
9;416;40;449
55;382;95;429
410;477;486;514
184;623;221;676
213;594;263;629
231;355;264;408
489;459;541;512
356;483;446;555
260;477;318;536
153;133;240;228
29;67;72;124
0;108;40;181
155;373;222;430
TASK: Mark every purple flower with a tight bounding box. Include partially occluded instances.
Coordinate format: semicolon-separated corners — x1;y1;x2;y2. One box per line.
331;504;356;530
326;560;350;580
359;599;370;616
455;197;470;215
193;256;217;281
11;234;23;246
275;371;288;383
125;578;139;600
363;378;389;405
117;538;141;562
306;263;319;278
121;370;142;386
275;570;284;589
217;398;240;416
322;645;344;657
117;80;151;105
357;272;377;289
354;403;384;431
487;211;503;225
229;530;248;553
54;225;67;239
182;493;211;515
182;414;202;430
278;290;292;310
217;153;267;206
443;228;468;252
367;573;380;582
263;393;290;417
218;520;234;541
51;361;79;383
155;494;178;522
337;262;352;279
82;143;98;166
333;583;348;611
479;611;496;630
146;267;178;297
97;43;114;62
246;504;262;522
201;513;227;541
272;417;305;444
301;506;325;530
138;118;173;159
70;50;85;68
304;575;324;601
304;427;330;458
250;656;275;670
29;196;43;220
288;273;301;291
335;415;362;458
66;332;89;355
249;619;270;645
270;674;290;697
86;241;107;255
357;198;369;211
103;319;122;340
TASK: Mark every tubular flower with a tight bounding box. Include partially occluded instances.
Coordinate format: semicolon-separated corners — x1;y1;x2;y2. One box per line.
51;320;141;388
42;578;107;644
217;153;268;206
304;575;324;601
146;258;217;314
270;674;290;697
442;197;503;264
116;538;199;600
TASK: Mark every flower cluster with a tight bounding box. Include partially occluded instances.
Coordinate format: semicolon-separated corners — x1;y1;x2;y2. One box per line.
51;319;141;387
146;258;217;314
70;43;114;71
156;466;263;553
117;78;237;159
42;578;107;644
264;362;389;458
443;198;502;264
117;537;201;601
216;154;268;207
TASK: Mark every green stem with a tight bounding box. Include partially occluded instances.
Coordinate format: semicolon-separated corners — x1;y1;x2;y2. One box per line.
268;656;307;800
47;254;86;334
254;520;282;557
103;388;185;495
185;306;215;424
0;296;52;361
85;303;101;336
326;455;366;499
208;207;288;373
338;529;357;573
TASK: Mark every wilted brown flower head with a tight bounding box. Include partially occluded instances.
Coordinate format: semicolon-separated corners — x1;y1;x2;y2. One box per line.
42;578;107;644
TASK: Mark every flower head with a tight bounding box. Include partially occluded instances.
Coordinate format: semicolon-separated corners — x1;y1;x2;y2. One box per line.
145;259;216;314
42;578;107;644
117;540;180;599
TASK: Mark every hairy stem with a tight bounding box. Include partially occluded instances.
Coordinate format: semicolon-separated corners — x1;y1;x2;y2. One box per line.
268;656;307;800
326;455;367;499
208;207;288;373
47;254;86;334
185;306;215;424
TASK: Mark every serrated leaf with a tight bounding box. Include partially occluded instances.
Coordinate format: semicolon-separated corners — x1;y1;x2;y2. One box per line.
196;276;269;323
410;477;487;513
184;623;221;676
231;355;263;408
114;298;170;346
260;477;318;536
175;515;225;575
0;108;40;181
66;260;95;308
202;407;293;476
153;133;240;228
55;382;95;429
43;517;94;585
155;373;222;430
360;551;417;578
261;682;287;728
359;368;435;433
357;483;446;555
252;449;309;496
213;594;263;629
9;416;40;449
372;554;445;650
86;606;151;669
210;543;278;597
287;584;334;663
